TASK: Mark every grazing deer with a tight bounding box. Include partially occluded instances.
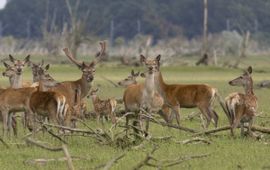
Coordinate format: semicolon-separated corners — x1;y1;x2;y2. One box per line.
224;66;257;136
49;42;105;127
118;70;141;87
153;56;219;128
88;88;117;124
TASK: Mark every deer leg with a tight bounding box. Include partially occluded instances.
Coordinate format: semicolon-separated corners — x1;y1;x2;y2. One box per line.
208;107;219;128
125;114;129;136
2;110;9;138
12;115;17;136
198;107;211;129
171;105;180;126
161;106;171;123
7;112;13;137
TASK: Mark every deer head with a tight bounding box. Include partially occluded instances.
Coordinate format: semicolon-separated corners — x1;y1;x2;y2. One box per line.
37;69;59;91
2;62;18;77
30;60;50;82
89;88;99;97
229;66;253;87
63;41;106;82
8;54;30;75
140;54;161;74
118;69;140;87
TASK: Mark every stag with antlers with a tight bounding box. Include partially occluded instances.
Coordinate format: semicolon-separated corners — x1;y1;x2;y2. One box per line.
49;41;106;127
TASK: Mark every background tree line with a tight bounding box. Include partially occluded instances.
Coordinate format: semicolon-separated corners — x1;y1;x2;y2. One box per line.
1;0;270;42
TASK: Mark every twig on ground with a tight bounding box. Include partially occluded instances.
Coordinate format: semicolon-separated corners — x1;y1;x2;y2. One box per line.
62;144;75;170
176;137;211;145
25;137;62;152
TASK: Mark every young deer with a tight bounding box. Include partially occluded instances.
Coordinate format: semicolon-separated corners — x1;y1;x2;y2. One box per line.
152;56;219;128
118;70;140;87
88;88;117;124
224;66;257;136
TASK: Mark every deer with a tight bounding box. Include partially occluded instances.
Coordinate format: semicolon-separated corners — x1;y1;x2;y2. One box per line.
123;55;164;135
88;88;117;124
224;66;258;136
49;41;106;127
30;60;50;86
118;70;141;87
153;55;219;129
29;71;70;128
1;55;31;136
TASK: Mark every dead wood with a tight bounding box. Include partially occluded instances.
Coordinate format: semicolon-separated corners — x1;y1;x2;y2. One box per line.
193;126;231;136
24;156;89;166
149;118;198;133
256;80;270;89
176;137;212;145
42;125;68;144
0;137;9;148
132;145;159;170
94;153;126;170
43;123;95;135
62;144;75;170
25;137;63;151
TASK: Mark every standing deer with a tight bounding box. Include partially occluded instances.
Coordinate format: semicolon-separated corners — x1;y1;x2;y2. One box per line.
224;66;257;136
88;88;117;124
123;55;164;135
153;55;219;128
29;72;69;127
1;55;31;136
49;42;106;127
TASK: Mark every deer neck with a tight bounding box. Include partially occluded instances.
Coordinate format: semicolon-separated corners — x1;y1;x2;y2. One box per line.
10;74;23;89
77;75;92;98
244;80;254;96
154;71;167;96
144;72;155;94
38;81;49;92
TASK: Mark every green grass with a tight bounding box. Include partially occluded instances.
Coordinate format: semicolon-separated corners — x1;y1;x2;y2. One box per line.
1;57;270;170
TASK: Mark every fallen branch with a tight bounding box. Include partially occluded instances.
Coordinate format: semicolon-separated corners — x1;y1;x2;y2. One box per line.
0;137;9;148
25;137;62;152
94;153;126;170
133;145;159;170
42;125;68;144
24;156;89;166
176;137;211;145
149;119;198;133
193;126;231;136
62;144;74;170
43;123;95;135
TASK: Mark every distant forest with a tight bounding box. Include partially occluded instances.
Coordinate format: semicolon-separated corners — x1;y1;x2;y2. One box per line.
1;0;270;41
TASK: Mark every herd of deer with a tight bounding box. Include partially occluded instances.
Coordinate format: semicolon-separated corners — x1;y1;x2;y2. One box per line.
0;41;258;139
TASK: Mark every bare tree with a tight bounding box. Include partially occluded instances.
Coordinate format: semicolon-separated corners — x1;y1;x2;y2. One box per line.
64;0;90;58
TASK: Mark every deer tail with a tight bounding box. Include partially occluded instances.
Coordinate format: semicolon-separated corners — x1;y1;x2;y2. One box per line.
214;90;233;124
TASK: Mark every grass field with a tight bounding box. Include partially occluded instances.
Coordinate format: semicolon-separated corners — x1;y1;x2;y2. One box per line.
1;56;270;170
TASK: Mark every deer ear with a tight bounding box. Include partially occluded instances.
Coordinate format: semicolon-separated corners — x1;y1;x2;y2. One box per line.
9;54;15;63
140;73;146;78
135;71;140;76
89;61;96;68
41;60;44;66
156;55;161;62
131;69;135;76
45;64;50;71
24;55;30;63
3;62;10;68
247;66;252;74
140;54;146;63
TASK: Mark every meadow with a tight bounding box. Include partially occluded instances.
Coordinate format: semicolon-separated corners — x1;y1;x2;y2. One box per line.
0;55;270;170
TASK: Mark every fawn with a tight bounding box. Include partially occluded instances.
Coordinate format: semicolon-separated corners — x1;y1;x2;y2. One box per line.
224;66;258;136
88;88;117;124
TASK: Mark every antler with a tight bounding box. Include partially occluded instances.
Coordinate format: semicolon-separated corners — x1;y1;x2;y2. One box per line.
95;41;106;58
63;48;82;68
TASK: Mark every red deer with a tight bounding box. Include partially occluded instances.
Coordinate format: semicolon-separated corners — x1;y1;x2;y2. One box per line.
118;70;141;87
224;66;257;136
123;55;164;134
88;88;117;124
29;72;70;127
153;56;219;128
49;42;105;127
